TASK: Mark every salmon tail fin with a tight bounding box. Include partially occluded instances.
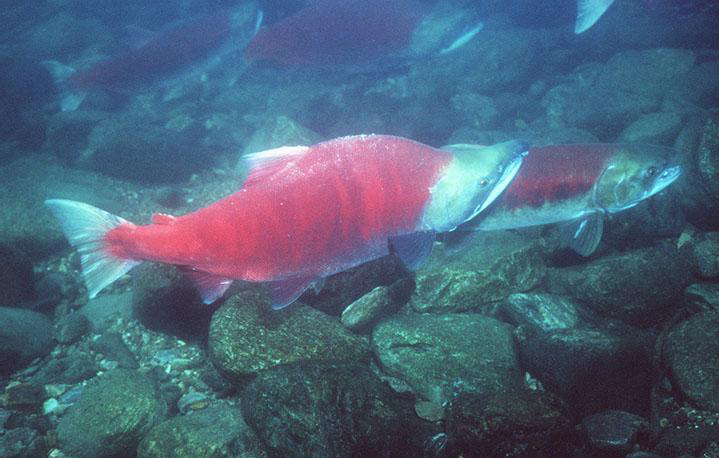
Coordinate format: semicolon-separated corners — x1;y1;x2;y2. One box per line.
45;199;141;299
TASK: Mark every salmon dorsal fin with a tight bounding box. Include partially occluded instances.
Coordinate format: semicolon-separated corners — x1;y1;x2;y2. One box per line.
242;145;310;187
152;213;176;225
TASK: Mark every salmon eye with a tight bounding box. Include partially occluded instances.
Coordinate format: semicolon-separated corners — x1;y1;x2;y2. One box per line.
479;178;490;187
645;166;657;177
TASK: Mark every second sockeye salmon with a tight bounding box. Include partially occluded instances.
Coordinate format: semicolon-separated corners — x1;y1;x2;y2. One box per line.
46;135;527;309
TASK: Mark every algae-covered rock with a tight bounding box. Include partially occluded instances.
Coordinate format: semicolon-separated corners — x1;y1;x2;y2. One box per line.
340;278;413;332
208;290;370;382
138;403;267;458
684;283;719;312
664;311;719;412
446;390;571;458
56;369;167;458
410;231;546;313
241;360;423;458
372;313;523;402
500;293;582;332
546;245;691;325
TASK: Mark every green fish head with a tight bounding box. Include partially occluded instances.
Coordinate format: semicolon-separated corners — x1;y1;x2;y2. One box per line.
594;144;682;212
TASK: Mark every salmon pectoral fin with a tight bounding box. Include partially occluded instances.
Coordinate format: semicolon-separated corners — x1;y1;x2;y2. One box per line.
267;276;317;310
179;267;233;304
559;211;604;256
389;231;436;271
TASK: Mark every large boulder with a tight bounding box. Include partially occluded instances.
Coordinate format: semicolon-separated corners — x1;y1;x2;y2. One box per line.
546;245;692;326
56;369;167;458
372;313;524;402
138;402;267;458
208;290;370;382
241;361;425;458
410;231;546;313
664;311;719;412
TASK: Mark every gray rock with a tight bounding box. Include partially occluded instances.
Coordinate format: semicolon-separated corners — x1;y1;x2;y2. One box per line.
582;410;648;453
654;423;719;458
138;403;267;458
692;232;719;278
618;111;684;144
241;360;425;458
54;313;90;344
90;332;138;369
208;290;370;382
372;313;523;402
450;92;499;129
518;327;654;416
542;48;695;136
0;307;53;375
0;244;34;307
30;354;96;385
56;369;166;458
0;426;46;458
340;278;412;332
500;293;581;332
410;231;546;313
685;283;719;312
676;116;719;227
664;311;719;412
4;382;44;409
446;390;571;458
546;245;691;325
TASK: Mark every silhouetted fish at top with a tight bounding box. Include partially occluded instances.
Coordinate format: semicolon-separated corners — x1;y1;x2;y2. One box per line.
244;0;485;68
43;5;262;111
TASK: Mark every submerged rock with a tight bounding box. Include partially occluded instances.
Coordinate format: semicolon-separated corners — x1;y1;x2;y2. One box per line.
138;403;267;458
410;231;546;313
546;245;691;326
446;390;571;458
617;111;684;144
664;311;719;412
90;332;139;369
518;327;654;416
581;410;648;454
209;290;370;382
0;244;34;307
372;313;523;402
53;313;90;344
340;278;413;332
241;360;423;458
0;307;53;375
677;117;719;228
691;232;719;278
684;283;719;312
500;293;581;332
56;369;166;458
542;48;695;137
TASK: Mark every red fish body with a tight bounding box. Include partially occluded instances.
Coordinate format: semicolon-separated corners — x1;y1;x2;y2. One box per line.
112;135;450;282
47;135;527;308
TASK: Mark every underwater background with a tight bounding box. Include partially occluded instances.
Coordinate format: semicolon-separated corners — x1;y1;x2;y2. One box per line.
1;0;719;456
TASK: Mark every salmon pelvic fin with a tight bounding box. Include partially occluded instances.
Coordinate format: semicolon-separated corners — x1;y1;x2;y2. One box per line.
45;199;141;299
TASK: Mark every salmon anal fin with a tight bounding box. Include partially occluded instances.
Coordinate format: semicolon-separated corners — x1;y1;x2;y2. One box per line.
242;145;309;187
152;213;176;225
180;267;233;304
267;276;315;310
